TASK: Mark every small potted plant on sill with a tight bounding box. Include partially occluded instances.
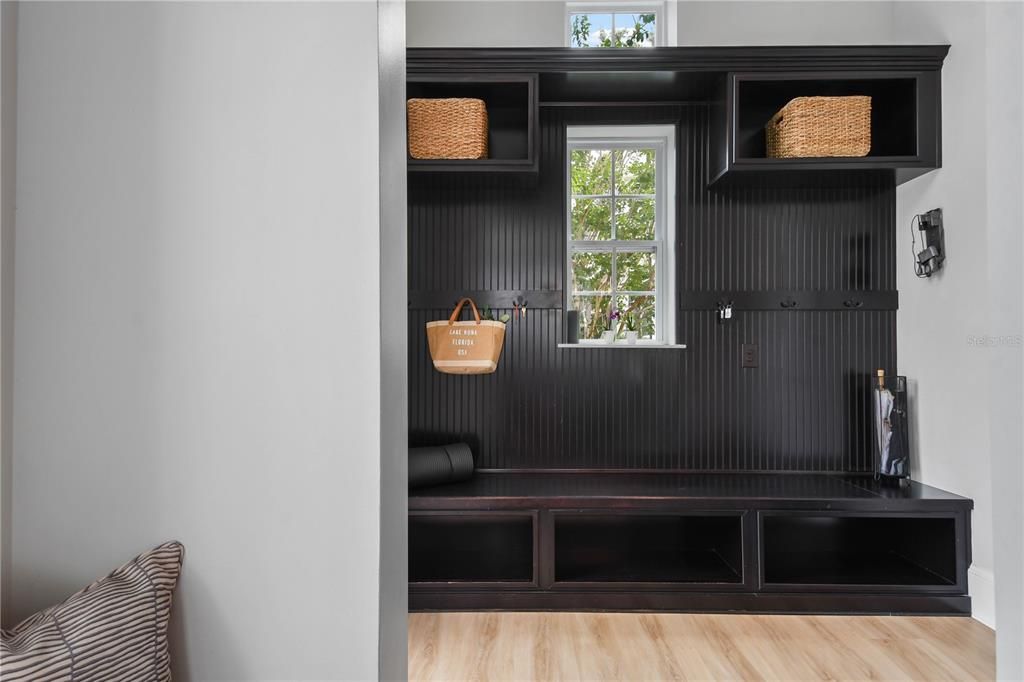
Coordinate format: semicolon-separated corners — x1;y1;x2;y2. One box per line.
602;309;619;344
624;314;639;344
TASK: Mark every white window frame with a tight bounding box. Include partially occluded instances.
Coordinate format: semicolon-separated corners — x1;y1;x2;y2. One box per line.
566;125;676;345
565;2;668;48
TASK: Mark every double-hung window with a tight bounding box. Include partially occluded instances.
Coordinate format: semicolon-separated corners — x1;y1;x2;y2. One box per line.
567;125;676;344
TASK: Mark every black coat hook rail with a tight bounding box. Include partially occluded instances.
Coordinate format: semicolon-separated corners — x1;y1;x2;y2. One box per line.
408;289;563;311
679;290;898;312
408;290;896;312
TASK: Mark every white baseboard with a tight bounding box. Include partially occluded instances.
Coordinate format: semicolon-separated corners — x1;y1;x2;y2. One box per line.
970;566;996;629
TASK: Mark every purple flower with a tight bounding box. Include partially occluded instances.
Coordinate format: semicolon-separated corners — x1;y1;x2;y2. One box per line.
609;309;620;321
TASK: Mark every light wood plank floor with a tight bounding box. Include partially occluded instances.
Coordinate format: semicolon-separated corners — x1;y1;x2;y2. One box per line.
409;612;995;681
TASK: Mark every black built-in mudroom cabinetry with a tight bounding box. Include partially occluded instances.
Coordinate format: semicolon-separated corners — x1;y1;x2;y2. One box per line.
407;46;973;615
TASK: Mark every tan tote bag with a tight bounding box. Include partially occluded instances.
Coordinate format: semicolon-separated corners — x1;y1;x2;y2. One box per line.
426;298;506;374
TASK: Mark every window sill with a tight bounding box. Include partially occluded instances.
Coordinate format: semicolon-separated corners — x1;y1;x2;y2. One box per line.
557;343;687;349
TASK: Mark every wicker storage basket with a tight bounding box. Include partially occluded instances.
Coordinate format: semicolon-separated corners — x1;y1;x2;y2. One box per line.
407;98;488;160
765;96;872;158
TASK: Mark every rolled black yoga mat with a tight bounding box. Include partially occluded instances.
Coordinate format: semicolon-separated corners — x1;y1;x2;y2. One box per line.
408;443;475;489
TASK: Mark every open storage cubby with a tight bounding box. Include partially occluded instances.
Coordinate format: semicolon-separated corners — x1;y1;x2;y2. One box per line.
761;513;958;588
734;76;919;160
409;513;535;583
554;513;743;584
710;68;941;185
407;74;538;173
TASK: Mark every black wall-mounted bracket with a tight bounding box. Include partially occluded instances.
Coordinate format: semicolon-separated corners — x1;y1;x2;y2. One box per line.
913;208;945;278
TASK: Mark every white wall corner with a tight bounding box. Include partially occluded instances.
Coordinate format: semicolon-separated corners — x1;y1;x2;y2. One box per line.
0;0;18;630
664;0;677;46
970;565;996;630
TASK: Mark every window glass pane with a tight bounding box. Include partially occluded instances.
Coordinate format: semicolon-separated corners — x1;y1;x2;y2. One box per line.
571;198;612;240
572;295;614;340
569;13;614;47
570;149;612;195
572;251;612;293
614;198;656;240
616;295;657;339
614;149;656;195
616;251;656;292
614;13;656;47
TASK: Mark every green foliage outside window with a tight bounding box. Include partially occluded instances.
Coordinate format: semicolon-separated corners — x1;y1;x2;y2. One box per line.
570;146;658;340
570;13;656;48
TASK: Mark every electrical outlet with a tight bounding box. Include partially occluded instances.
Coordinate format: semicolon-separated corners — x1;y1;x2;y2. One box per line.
741;343;758;368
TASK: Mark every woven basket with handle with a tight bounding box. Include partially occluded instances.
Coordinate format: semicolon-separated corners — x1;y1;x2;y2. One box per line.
765;96;872;158
407;98;488;160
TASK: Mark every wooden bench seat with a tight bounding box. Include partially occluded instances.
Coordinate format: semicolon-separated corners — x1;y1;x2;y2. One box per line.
409;472;973;615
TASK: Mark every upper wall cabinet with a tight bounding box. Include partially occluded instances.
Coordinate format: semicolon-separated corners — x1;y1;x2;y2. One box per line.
709;70;942;186
407;47;948;184
407;74;538;173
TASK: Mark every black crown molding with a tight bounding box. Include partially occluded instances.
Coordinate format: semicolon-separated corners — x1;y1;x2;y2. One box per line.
408;45;951;75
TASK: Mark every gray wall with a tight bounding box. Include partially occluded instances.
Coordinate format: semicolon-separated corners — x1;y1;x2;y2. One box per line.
891;1;994;626
677;1;894;45
407;0;895;46
895;5;1024;672
10;2;393;679
892;1;1022;632
408;0;566;46
982;6;1024;678
0;0;16;627
378;0;409;680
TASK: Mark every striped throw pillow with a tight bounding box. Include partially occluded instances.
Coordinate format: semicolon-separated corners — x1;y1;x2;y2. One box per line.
1;541;184;681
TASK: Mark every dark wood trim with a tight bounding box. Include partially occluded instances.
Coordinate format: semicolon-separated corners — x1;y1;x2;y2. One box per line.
474;468;883;474
408;46;950;74
408;473;973;513
540;101;711;108
408;73;537;84
409;497;973;513
409;590;971;615
538;510;556;589
408;159;538;173
742;510;759;592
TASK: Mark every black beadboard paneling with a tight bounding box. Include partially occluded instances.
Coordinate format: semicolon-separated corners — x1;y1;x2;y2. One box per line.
408;106;897;472
682;106;894;292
